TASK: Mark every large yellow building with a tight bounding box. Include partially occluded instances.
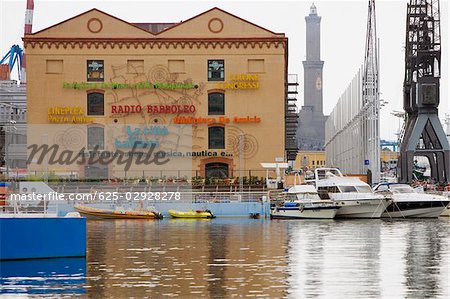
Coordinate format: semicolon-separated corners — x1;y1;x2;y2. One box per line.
24;8;291;180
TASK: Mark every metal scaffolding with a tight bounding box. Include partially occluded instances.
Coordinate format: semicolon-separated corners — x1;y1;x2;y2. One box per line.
325;0;380;184
285;74;299;161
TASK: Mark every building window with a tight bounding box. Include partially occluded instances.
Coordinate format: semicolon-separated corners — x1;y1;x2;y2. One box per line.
208;93;225;115
208;60;224;81
87;60;104;82
87;126;104;150
87;93;104;115
205;163;229;179
208;126;225;149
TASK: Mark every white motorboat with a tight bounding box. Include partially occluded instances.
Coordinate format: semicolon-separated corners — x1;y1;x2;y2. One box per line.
373;183;450;218
270;185;339;219
439;187;450;217
440;204;450;217
305;168;391;218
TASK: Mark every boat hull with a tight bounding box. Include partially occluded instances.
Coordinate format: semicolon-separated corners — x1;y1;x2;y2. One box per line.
74;205;161;220
334;199;390;219
382;201;449;218
168;209;215;219
0;217;86;260
270;206;338;219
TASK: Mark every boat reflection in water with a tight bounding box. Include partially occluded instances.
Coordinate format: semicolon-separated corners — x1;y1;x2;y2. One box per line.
289;219;450;298
83;219;449;298
2;219;449;298
0;257;86;295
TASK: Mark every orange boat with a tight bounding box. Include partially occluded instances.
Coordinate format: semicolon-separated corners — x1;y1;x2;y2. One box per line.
74;204;163;219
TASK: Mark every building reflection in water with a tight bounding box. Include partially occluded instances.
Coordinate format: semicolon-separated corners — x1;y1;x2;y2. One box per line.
207;223;229;297
3;218;449;297
85;218;290;298
86;220;115;298
286;220;382;298
403;220;447;298
380;219;449;298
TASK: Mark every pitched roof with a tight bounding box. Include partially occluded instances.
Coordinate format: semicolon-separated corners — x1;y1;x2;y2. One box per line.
27;7;285;39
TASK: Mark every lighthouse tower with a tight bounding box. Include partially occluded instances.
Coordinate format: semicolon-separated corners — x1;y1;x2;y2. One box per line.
297;3;327;150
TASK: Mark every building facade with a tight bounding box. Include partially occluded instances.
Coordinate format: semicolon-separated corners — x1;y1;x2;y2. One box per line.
295;150;326;171
297;3;327;150
0;80;27;175
24;8;289;179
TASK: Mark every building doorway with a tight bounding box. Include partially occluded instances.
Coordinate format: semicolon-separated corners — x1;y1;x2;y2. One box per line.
205;162;229;179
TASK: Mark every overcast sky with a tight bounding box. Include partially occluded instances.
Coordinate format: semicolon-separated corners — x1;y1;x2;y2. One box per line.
0;0;448;141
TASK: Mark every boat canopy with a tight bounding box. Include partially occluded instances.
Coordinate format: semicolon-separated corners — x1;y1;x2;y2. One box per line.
315;176;369;187
287;185;317;194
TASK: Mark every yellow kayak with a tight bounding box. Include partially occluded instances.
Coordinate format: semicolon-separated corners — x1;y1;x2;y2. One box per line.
168;209;215;219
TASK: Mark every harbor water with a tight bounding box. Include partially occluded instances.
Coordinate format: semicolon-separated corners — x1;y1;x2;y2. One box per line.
1;218;449;298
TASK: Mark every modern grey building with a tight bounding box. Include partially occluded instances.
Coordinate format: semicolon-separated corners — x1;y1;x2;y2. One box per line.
297;3;328;150
0;80;27;175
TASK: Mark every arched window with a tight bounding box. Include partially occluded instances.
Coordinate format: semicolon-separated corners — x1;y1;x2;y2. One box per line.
205;163;229;179
87;126;104;150
87;92;104;115
208;92;224;115
208;126;225;149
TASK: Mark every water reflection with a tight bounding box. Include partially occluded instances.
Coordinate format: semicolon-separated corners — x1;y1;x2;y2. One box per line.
0;257;86;295
286;220;383;298
208;223;229;297
1;218;448;298
85;219;290;298
403;221;446;299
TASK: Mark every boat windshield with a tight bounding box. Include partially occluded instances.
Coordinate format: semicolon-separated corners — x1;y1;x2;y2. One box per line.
286;194;298;201
295;193;321;200
390;185;414;193
338;186;357;193
355;185;372;193
316;169;341;180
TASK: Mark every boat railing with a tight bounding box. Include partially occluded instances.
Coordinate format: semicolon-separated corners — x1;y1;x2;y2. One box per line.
51;184;267;194
329;192;380;200
190;191;267;203
1;197;59;216
58;191;269;205
267;190;287;205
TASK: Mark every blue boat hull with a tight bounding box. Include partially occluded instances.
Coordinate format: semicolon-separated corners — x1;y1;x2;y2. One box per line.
0;217;86;260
